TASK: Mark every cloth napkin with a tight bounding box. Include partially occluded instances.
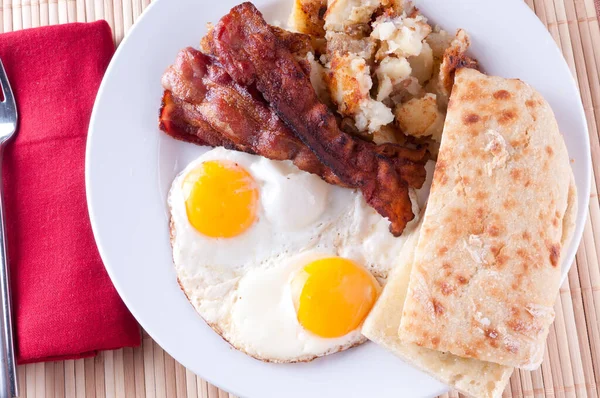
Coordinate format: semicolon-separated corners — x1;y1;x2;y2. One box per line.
0;21;140;363
596;0;600;19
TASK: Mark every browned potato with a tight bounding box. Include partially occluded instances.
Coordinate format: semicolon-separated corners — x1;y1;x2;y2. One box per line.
394;93;444;140
288;0;327;37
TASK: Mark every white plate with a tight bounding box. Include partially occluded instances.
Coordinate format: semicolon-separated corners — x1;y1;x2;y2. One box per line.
86;0;591;396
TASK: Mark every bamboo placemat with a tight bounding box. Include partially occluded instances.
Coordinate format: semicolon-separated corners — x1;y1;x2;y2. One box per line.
0;0;598;397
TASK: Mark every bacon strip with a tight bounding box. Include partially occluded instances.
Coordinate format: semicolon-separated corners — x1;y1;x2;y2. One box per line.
203;2;428;235
160;91;234;148
160;47;344;186
201;24;314;63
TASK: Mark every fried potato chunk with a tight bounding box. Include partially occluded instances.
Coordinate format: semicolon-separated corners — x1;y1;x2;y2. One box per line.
325;31;378;61
438;29;478;97
408;41;433;84
288;0;327;37
425;29;477;109
394;93;444;140
329;53;395;133
324;0;382;32
375;56;412;101
372;13;432;59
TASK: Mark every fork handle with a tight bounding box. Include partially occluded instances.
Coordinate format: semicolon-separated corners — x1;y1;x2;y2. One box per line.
0;149;17;397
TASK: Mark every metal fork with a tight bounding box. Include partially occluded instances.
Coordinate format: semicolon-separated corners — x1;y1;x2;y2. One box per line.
0;58;19;398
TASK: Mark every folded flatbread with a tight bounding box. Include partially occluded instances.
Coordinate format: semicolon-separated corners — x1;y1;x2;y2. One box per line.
397;68;578;370
363;218;514;398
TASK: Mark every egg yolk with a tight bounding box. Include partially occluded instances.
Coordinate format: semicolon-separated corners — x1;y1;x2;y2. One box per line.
182;160;258;238
292;257;380;338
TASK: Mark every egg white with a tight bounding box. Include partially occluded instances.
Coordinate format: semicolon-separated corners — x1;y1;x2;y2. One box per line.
169;147;421;362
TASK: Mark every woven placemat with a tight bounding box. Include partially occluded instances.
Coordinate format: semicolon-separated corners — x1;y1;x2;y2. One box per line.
0;0;598;397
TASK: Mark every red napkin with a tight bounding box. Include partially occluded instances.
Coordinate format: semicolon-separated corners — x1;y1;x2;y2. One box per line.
0;21;140;363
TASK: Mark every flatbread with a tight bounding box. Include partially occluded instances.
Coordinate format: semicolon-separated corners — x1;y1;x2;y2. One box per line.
398;68;578;370
363;219;513;398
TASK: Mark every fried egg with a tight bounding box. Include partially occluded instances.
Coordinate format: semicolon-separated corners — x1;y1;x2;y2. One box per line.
169;147;420;362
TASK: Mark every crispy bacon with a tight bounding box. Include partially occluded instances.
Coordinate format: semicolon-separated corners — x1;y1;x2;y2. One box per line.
160;47;344;186
201;24;313;62
202;2;428;235
160;91;235;148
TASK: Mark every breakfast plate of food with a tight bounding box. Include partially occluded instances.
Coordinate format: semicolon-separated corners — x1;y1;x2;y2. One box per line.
85;0;591;396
